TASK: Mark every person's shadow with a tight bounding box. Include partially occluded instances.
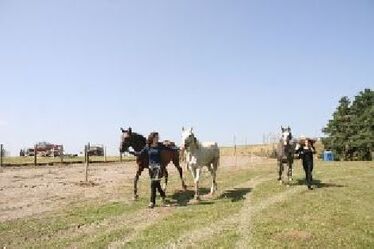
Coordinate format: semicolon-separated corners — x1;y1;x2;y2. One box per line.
293;179;346;188
218;188;252;202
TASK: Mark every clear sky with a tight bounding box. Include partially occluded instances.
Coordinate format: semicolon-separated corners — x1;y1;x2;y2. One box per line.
0;0;373;155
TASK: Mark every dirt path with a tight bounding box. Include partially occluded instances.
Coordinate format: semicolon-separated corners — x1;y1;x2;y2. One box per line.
0;155;273;248
66;207;174;249
0;155;267;222
106;206;174;249
160;176;305;249
160;175;272;249
0;162;137;222
234;185;305;249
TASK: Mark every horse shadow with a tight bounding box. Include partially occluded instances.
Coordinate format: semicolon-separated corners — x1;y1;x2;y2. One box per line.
292;179;346;188
169;188;213;206
218;188;252;202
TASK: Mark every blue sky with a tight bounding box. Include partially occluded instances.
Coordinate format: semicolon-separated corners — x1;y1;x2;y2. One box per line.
0;0;373;155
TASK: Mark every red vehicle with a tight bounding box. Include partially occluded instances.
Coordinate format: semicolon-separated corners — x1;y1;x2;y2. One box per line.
24;142;63;157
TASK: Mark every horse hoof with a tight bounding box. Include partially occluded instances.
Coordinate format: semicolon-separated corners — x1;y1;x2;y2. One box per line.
132;195;139;201
182;185;188;191
278;180;283;185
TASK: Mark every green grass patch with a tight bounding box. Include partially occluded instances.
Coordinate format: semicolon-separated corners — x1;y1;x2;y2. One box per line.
198;230;239;249
78;165;266;248
249;161;374;248
2;160;373;248
124;198;242;249
0;200;146;249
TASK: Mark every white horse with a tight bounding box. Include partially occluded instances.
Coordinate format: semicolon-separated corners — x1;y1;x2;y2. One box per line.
181;127;220;201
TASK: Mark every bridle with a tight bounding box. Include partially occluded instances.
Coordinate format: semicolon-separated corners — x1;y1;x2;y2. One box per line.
184;133;199;149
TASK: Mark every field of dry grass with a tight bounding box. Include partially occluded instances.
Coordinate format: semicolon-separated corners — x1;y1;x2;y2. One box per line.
221;141;325;158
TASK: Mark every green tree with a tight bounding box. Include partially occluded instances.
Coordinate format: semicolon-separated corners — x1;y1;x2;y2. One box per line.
322;89;373;161
322;96;352;160
349;89;374;160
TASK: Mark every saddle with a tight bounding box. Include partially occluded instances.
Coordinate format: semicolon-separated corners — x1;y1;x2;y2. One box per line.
161;140;178;150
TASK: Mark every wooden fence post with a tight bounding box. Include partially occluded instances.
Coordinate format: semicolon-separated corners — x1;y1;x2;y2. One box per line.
0;144;3;169
120;151;123;162
60;146;64;164
104;146;107;162
34;144;37;166
84;145;87;164
85;144;91;182
234;135;237;167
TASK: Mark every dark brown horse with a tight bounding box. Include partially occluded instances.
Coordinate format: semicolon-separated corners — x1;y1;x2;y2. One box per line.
119;127;187;200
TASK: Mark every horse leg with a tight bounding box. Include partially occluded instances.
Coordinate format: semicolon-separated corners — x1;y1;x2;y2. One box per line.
173;157;187;190
194;167;201;200
213;159;218;192
287;160;293;182
189;166;200;200
133;168;143;200
208;163;217;195
163;168;168;192
278;160;283;183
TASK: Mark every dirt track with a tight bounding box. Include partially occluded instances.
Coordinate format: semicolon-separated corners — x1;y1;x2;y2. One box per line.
0;155;267;222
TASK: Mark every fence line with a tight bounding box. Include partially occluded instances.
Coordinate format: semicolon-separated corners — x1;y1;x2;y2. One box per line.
0;143;132;167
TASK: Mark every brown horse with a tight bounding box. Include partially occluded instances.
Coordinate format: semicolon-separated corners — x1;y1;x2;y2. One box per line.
119;127;187;200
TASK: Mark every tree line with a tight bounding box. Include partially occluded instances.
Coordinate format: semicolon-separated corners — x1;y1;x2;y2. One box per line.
322;88;373;161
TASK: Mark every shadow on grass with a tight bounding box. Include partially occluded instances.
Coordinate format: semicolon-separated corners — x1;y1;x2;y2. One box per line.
170;188;212;206
292;179;346;188
218;188;252;202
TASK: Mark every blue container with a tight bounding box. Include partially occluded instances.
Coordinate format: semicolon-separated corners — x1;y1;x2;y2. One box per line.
323;151;334;161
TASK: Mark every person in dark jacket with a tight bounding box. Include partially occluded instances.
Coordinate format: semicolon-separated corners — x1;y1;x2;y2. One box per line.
295;138;316;190
130;132;173;208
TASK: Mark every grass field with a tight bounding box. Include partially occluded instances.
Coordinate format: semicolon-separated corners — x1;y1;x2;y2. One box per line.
0;158;373;249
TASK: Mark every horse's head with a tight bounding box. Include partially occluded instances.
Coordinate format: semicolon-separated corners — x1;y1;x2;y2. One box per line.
119;127;133;152
280;126;293;146
181;127;197;149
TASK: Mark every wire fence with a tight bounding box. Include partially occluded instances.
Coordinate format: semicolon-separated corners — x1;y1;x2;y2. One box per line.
0;143;133;167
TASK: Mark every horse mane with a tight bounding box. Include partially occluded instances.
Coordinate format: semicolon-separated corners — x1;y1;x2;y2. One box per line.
191;134;201;149
130;132;147;151
132;132;146;141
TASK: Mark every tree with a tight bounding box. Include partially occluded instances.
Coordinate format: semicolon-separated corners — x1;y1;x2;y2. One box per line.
349;89;374;160
322;96;352;160
322;88;373;161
